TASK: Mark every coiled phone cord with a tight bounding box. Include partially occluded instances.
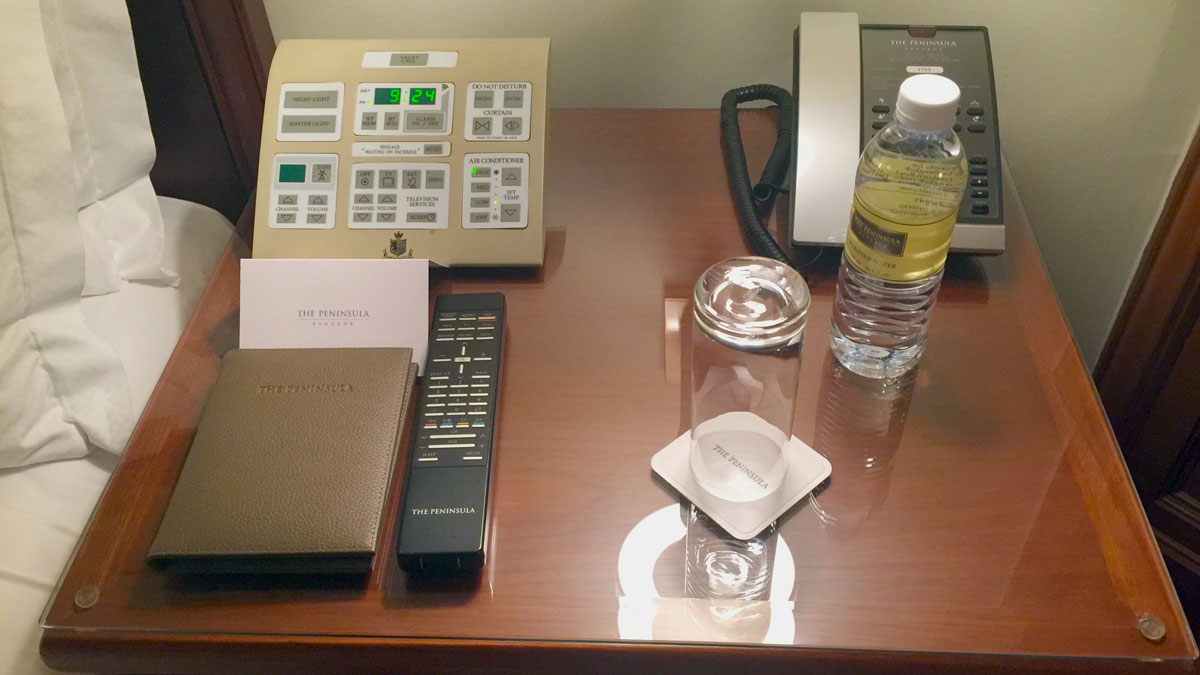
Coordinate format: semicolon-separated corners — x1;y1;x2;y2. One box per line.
719;83;798;270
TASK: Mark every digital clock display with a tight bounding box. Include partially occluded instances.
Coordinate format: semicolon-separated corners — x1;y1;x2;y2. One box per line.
373;87;437;105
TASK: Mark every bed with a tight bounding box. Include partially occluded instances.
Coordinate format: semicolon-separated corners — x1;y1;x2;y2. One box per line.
0;2;271;672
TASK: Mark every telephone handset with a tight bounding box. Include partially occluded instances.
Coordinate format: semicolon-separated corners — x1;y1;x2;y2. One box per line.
252;39;549;266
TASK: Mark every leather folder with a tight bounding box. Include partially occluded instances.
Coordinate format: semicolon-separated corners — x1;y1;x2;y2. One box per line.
148;347;416;574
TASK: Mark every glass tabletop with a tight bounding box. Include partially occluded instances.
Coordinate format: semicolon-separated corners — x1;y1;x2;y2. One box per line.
42;111;1194;668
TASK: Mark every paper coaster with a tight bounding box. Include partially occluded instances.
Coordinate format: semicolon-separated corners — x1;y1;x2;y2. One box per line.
651;416;831;540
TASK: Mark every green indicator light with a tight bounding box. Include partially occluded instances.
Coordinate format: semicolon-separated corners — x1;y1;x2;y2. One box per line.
278;164;306;183
471;168;478;175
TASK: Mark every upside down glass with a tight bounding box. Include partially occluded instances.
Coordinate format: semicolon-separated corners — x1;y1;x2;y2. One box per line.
690;257;810;506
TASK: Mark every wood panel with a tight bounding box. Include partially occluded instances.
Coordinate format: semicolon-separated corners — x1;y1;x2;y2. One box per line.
1094;120;1200;633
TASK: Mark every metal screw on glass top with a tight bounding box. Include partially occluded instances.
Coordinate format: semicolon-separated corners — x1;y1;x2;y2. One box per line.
73;585;100;610
1137;614;1167;643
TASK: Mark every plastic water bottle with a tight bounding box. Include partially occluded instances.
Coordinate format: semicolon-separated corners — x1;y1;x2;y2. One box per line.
829;74;968;378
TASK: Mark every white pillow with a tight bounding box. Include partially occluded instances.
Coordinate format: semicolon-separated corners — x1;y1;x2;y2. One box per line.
39;0;177;295
0;0;133;468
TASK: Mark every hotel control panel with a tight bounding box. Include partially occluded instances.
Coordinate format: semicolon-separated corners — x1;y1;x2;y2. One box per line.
253;39;549;266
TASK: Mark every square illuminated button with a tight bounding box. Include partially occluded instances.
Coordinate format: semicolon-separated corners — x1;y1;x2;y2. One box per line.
278;164;306;183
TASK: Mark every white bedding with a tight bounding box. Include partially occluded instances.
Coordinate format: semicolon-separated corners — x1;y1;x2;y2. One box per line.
0;196;232;675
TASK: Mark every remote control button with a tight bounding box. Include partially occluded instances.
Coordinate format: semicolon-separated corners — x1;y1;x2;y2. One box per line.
971;203;989;215
871;105;890;113
969;166;988;176
970;189;989;199
872;121;886;130
968;123;986;133
967;106;984;116
969;155;988;165
970;177;988;188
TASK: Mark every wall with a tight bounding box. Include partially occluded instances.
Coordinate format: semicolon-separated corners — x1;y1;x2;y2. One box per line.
263;0;1200;367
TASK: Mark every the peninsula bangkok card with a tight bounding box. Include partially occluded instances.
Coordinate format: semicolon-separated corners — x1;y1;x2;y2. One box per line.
240;258;429;373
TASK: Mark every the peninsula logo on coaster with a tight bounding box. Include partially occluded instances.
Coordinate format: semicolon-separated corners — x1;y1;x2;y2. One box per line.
711;442;771;491
296;307;370;327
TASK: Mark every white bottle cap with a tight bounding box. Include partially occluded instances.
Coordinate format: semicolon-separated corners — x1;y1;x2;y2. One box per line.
894;74;960;131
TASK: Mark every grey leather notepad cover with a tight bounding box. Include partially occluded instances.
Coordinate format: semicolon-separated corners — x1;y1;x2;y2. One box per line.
148;347;415;574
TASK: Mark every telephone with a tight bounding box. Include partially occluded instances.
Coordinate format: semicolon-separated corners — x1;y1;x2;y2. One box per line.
722;13;1004;268
791;12;1004;254
252;39;549;266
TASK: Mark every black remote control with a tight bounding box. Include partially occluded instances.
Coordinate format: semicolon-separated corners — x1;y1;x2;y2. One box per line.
396;292;504;574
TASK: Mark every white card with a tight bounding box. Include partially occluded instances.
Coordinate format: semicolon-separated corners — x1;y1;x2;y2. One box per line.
239;258;429;373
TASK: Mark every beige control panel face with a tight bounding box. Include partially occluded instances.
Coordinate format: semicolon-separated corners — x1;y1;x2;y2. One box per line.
253;39;549;266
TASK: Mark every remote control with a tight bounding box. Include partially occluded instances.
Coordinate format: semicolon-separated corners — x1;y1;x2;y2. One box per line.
396;292;504;574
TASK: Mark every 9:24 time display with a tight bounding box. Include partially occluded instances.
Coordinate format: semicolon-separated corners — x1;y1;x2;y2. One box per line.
373;87;437;105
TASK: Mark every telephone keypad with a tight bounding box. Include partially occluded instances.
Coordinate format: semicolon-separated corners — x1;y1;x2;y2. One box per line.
349;161;450;229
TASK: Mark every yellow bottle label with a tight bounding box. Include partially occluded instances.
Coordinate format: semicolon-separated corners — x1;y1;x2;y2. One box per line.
843;184;958;283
